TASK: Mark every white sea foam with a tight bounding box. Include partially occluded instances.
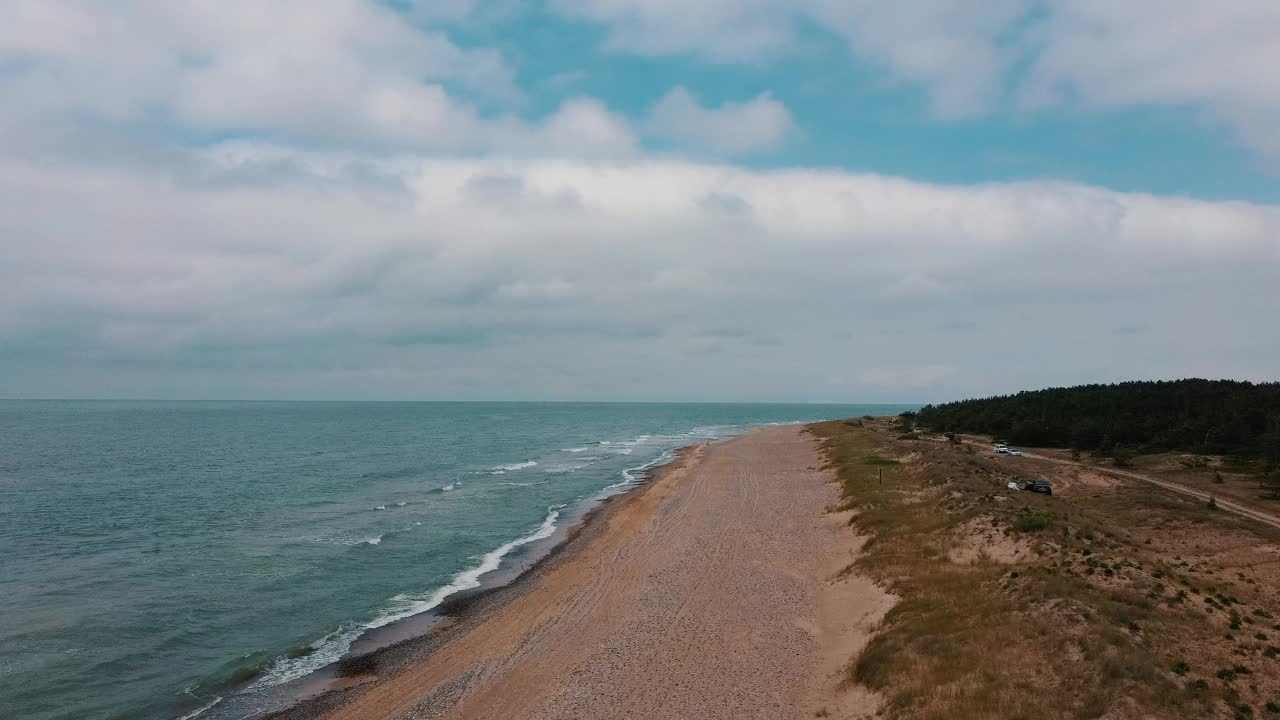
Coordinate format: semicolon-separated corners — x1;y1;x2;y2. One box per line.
493;460;537;472
601;451;676;495
366;505;565;630
373;505;386;511
441;483;457;491
247;625;363;691
562;447;589;453
173;694;222;720
395;501;407;507
364;535;383;546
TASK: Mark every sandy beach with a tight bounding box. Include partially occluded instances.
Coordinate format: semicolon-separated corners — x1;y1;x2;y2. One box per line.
282;425;889;720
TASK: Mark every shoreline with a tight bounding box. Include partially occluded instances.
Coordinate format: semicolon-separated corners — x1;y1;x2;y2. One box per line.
256;442;709;720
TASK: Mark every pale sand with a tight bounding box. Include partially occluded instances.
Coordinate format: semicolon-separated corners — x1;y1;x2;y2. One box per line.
322;425;890;720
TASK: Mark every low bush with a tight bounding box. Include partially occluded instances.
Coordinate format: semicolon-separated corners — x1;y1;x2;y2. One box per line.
863;455;901;466
1014;513;1051;532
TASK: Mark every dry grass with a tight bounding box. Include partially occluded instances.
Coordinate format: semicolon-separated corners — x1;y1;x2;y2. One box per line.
808;421;1280;720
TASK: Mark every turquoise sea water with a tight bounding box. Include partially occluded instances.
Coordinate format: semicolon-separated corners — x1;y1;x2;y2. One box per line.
0;401;912;720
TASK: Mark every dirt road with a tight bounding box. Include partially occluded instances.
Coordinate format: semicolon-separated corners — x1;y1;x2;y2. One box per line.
1019;448;1280;531
321;426;888;720
958;436;1280;531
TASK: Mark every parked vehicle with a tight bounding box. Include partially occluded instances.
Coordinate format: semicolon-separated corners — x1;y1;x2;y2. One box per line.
995;443;1009;454
1022;479;1053;495
1008;448;1022;456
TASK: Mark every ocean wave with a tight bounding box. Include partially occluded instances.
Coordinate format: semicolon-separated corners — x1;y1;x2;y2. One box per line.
492;460;537;472
174;694;222;720
364;535;383;546
561;447;590;453
246;624;363;691
248;506;566;692
373;505;387;511
366;505;565;630
601;451;677;495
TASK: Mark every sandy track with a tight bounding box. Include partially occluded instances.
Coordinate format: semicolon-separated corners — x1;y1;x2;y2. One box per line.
1022;449;1280;531
952;436;1280;531
322;426;884;720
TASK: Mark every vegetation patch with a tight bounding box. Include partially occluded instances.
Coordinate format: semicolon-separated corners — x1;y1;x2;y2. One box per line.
1012;513;1052;532
808;418;1280;719
863;455;901;466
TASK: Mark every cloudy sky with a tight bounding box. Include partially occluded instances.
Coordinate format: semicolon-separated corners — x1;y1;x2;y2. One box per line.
2;1;1278;402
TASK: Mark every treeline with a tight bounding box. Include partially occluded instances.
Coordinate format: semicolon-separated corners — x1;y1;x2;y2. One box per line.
909;380;1280;466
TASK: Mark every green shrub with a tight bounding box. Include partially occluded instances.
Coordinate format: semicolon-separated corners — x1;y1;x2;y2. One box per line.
1013;513;1051;532
863;455;901;465
1112;448;1135;467
1217;668;1236;681
1171;660;1191;675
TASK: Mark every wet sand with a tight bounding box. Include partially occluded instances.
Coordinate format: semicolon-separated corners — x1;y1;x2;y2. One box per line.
289;425;888;720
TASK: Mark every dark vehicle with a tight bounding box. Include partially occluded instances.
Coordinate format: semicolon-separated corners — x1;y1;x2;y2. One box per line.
1023;479;1053;495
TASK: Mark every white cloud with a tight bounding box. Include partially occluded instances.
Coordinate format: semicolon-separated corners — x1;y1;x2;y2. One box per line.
647;87;793;155
548;0;801;62
549;0;1023;116
1020;1;1280;157
537;99;638;157
1;146;1276;400
0;0;641;155
551;0;1280;153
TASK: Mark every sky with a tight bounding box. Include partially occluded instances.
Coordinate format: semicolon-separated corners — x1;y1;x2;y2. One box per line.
1;0;1278;403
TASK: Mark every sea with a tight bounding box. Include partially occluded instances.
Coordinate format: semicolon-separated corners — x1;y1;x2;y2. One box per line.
0;401;913;720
